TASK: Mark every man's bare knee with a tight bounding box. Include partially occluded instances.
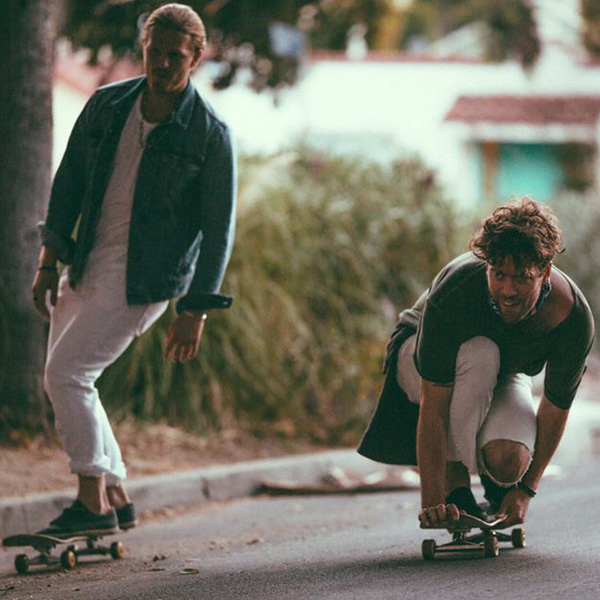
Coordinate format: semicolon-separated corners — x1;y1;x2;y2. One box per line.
482;439;531;484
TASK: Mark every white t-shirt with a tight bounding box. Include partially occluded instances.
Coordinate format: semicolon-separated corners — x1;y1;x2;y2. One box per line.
83;94;158;295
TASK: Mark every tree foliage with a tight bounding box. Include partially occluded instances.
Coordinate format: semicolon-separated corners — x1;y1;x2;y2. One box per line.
399;0;540;67
582;0;600;57
59;0;390;92
59;0;588;92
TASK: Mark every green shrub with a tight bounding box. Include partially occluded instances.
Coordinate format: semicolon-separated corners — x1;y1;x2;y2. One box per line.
552;192;600;346
97;147;464;443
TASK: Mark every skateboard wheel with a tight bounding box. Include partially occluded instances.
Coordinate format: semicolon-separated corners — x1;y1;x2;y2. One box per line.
15;554;29;574
110;541;124;560
422;539;437;560
511;528;526;549
483;535;499;558
60;549;77;570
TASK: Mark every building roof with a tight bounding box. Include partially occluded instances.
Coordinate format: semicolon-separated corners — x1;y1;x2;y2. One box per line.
445;95;600;126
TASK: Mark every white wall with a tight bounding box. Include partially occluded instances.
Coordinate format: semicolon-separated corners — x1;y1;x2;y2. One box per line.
52;81;87;173
194;45;600;207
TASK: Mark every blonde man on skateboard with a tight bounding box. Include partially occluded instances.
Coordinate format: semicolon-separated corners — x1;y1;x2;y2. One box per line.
31;4;236;536
359;198;594;528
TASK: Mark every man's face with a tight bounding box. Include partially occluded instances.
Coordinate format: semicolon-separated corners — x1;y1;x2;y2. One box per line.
143;26;201;95
486;256;551;324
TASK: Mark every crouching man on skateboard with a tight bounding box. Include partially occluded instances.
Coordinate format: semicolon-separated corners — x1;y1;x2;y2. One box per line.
30;4;236;536
358;197;594;528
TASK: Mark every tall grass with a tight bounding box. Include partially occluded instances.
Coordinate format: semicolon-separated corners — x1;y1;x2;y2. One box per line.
96;147;465;443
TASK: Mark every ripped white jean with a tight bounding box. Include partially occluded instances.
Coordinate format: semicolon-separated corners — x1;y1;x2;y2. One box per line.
397;334;537;483
43;269;168;485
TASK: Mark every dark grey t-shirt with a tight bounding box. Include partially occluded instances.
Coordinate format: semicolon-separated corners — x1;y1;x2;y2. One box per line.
399;253;595;409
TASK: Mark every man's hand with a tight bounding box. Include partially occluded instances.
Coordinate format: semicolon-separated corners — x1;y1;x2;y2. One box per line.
418;503;462;528
493;396;568;528
32;269;59;319
496;488;531;526
164;312;206;362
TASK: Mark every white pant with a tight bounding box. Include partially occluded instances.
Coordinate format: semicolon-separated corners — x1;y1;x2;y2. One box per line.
44;269;168;485
397;334;537;478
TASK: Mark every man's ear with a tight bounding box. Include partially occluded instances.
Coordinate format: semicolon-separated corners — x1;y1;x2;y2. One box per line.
192;49;203;69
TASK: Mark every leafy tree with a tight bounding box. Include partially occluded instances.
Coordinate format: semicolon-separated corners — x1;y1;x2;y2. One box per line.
582;0;600;57
0;0;54;440
399;0;540;67
58;0;392;91
59;0;600;92
476;0;540;68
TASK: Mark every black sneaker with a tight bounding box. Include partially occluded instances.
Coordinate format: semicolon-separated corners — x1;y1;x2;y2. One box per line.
480;473;515;514
115;503;138;530
37;500;118;537
445;487;488;521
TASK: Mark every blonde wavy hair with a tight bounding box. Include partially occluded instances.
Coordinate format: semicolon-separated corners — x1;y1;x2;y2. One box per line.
141;3;206;54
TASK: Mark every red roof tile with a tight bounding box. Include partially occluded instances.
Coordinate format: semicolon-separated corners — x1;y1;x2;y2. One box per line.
445;95;600;125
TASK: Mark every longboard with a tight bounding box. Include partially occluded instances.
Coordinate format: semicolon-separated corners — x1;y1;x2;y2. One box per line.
2;532;124;574
420;514;526;559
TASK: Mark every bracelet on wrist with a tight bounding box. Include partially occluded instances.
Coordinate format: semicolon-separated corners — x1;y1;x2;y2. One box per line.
517;481;537;498
38;265;57;272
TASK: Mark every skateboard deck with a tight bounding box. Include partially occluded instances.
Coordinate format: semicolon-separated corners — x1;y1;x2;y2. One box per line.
420;514;526;559
2;532;124;574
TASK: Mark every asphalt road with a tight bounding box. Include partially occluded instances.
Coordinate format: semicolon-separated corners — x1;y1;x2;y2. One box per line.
1;459;600;600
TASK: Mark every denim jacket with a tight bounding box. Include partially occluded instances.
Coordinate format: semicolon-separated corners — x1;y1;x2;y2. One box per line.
40;76;236;313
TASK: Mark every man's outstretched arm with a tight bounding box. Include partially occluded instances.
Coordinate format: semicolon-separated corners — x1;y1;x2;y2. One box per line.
417;380;460;527
498;396;569;525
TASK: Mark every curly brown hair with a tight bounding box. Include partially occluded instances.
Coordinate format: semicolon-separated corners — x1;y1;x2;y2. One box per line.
469;197;564;269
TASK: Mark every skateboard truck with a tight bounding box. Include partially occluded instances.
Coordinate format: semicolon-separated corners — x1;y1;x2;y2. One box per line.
421;514;526;560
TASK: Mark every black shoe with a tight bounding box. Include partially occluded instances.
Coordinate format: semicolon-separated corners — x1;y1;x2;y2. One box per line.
445;487;488;520
480;473;514;514
115;503;138;530
37;500;118;537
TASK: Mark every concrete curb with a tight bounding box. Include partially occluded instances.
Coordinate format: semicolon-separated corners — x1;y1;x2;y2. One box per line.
0;449;397;539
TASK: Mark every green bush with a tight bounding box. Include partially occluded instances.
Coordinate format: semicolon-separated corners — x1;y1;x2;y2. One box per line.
552;192;600;346
98;147;464;443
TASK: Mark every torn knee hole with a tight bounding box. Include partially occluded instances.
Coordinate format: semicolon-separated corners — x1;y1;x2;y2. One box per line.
482;441;530;484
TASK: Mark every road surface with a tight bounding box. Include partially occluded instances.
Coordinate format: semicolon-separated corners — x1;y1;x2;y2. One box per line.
1;458;599;599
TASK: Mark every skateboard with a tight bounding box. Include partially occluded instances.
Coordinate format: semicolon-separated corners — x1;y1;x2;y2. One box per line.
420;514;526;560
2;532;124;574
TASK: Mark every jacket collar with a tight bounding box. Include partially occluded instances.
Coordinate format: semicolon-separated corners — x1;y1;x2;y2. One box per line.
111;76;196;129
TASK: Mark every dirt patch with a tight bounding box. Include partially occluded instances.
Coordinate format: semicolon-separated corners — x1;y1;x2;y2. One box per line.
0;421;329;499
